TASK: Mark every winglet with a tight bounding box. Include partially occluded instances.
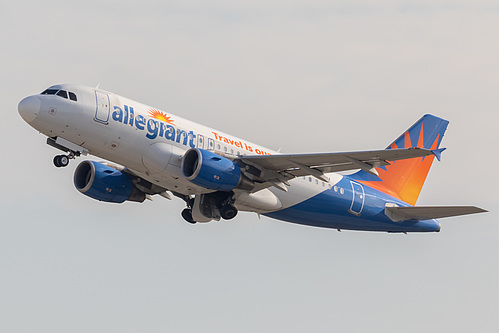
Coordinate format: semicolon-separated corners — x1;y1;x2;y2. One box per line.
432;148;446;162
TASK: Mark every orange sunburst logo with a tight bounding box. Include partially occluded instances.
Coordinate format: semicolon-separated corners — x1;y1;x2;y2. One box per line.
148;108;174;125
357;124;439;206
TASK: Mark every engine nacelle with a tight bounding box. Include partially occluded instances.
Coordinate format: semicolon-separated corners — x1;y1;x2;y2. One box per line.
74;161;145;203
182;148;251;191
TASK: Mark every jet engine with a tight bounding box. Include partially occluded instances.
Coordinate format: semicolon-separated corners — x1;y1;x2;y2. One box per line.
73;161;146;203
181;148;252;191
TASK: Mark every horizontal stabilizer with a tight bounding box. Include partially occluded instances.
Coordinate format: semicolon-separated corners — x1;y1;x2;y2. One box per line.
385;205;487;222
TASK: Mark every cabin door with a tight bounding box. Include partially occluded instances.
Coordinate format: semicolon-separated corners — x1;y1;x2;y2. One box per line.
349;181;365;216
94;91;110;124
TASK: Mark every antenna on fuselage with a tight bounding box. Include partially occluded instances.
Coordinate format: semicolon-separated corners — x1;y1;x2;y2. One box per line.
95;83;100;89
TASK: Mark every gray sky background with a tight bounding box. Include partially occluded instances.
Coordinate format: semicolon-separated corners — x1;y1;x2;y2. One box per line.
1;1;498;332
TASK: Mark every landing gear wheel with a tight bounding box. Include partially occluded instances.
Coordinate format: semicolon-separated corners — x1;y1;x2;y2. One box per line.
220;204;238;220
59;155;69;167
53;155;69;168
181;209;197;224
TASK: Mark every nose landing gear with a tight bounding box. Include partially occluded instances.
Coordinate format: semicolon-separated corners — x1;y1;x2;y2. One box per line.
47;137;88;168
53;151;78;168
54;151;80;168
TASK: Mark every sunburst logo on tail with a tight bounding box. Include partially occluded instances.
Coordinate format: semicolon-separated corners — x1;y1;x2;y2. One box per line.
356;120;444;206
148;108;174;125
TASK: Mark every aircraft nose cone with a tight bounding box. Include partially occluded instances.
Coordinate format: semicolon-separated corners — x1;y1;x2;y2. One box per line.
18;96;40;123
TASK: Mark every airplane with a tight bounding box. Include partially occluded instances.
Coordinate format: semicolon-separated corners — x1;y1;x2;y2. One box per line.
18;84;487;233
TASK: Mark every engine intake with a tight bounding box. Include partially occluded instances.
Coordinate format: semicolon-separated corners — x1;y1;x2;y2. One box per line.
181;148;252;191
74;161;145;203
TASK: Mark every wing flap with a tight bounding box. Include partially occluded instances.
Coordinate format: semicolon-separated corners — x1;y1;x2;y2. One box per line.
385;205;488;222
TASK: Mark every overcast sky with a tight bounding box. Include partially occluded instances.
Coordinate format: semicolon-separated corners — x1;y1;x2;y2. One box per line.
1;1;498;332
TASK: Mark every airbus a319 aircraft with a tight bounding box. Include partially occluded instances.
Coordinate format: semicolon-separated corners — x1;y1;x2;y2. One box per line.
18;84;486;233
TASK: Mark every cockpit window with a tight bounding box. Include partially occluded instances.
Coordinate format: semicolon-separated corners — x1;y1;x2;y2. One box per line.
40;88;77;102
57;90;68;99
41;89;58;95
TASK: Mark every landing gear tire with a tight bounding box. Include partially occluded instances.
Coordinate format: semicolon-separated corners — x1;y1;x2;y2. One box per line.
220;204;238;220
181;209;197;224
59;155;69;167
53;155;69;168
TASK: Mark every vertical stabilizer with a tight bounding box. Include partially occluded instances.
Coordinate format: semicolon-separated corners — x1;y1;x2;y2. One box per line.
353;114;449;205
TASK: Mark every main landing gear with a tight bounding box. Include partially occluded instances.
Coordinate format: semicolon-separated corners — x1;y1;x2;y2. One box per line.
213;192;238;221
181;208;196;224
180;192;239;224
180;196;197;224
220;204;238;220
180;204;238;224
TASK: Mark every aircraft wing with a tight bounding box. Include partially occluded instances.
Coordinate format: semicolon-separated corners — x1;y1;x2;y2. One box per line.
385;205;488;222
237;147;437;187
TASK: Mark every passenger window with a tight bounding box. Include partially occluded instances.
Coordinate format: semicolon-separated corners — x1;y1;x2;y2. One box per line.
68;92;77;101
57;90;68;99
41;89;58;95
